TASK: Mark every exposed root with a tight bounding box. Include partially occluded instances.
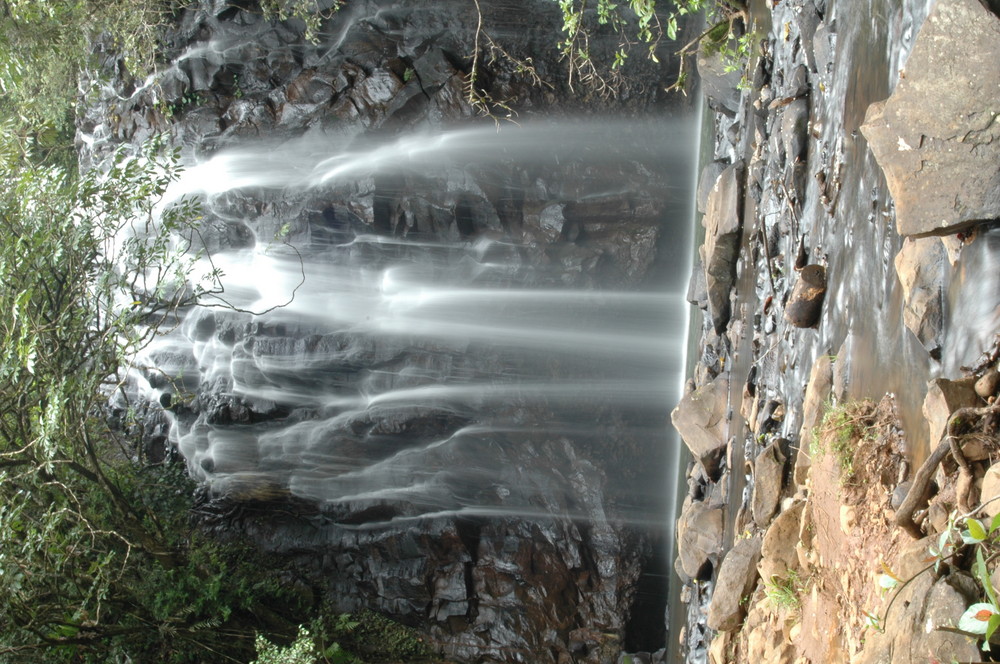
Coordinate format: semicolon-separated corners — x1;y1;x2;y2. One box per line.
896;404;1000;538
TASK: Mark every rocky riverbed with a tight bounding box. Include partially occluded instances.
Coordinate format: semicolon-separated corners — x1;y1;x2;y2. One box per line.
673;0;1000;661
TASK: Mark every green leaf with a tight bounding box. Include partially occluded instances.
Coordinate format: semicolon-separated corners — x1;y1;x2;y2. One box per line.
989;511;1000;535
976;547;998;607
968;518;988;542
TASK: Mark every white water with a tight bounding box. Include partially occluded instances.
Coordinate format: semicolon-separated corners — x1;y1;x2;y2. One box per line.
131;121;691;525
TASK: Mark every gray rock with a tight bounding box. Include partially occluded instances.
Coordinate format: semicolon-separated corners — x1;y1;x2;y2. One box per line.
697;45;744;116
702;163;745;333
860;0;1000;237
894;237;946;355
687;255;709;309
697;161;729;214
707;536;763;632
670;374;730;476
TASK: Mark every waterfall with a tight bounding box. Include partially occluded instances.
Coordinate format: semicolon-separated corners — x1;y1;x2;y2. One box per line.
88;1;700;659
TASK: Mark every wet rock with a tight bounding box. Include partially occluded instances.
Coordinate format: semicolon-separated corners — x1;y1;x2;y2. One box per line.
859;0;1000;237
922;377;981;446
670;374;730;476
780;97;810;165
697;161;729;214
707;536;763;632
812;21;836;79
758;501;805;585
752;440;787;527
701;163;745;333
783;264;826;328
676;496;724;581
697;44;744;116
894;236;946;356
687;255;709;309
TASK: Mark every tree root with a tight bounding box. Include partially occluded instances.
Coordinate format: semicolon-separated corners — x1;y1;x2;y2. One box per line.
896;404;1000;539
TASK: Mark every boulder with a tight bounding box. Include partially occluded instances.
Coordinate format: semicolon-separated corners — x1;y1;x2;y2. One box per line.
976;366;1000;399
758;501;805;585
784;264;826;328
894;237;946;356
671;374;730;476
706;536;763;631
702;163;745;332
922;377;981;445
752;440;787;527
859;0;1000;237
676;496;724;581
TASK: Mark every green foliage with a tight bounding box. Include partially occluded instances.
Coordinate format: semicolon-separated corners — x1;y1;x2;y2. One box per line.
0;0;184;137
764;570;805;613
811;400;880;484
259;0;342;44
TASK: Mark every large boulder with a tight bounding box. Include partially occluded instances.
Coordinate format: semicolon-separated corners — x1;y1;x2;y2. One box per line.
860;0;1000;237
676;496;725;581
707;536;763;632
671;374;730;476
894;237;947;356
701;163;745;332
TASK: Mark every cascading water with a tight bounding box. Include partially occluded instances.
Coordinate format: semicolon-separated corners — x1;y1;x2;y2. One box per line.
77;0;704;658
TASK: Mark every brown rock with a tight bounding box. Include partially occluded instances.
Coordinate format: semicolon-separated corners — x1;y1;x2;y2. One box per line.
784;264;826;328
676;496;724;581
759;501;805;584
922;377;981;445
859;0;1000;237
795;355;834;485
976;365;1000;399
752;441;788;527
894;237;946;355
671;374;730;476
707;536;764;632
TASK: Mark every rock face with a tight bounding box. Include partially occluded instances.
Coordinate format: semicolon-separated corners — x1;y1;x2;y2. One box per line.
860;0;1000;237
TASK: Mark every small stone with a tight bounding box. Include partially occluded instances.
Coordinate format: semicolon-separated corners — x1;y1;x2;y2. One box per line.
976;366;1000;399
840;505;857;534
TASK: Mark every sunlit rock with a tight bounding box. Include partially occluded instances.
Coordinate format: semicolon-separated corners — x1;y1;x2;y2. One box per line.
860;0;1000;237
